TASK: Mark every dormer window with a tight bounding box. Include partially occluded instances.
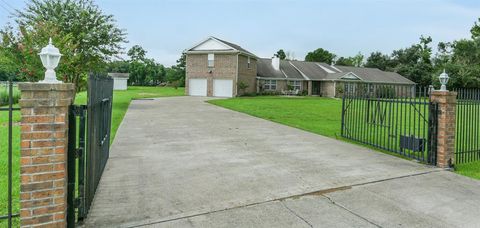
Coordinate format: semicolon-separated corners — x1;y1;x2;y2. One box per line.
247;56;251;69
208;54;214;67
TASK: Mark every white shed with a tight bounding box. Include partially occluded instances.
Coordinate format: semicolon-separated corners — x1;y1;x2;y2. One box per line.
108;73;130;90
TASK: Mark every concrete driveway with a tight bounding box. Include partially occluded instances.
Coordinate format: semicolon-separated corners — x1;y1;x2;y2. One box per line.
84;97;480;228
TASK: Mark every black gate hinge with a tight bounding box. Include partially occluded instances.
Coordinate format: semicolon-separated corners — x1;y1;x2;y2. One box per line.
74;198;82;208
75;147;83;158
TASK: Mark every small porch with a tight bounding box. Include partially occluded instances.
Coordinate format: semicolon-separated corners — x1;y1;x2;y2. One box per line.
257;79;338;97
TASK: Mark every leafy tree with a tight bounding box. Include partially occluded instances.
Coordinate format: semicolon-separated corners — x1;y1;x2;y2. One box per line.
274;49;286;60
166;53;186;87
128;45;147;62
336;53;364;67
123;45;166;86
335;57;354;66
305;48;336;64
433;20;480;88
1;22;77;83
2;0;127;91
390;36;434;86
107;60;130;73
365;52;391;71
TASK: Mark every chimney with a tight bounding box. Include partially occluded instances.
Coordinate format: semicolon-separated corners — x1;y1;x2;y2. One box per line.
272;56;280;71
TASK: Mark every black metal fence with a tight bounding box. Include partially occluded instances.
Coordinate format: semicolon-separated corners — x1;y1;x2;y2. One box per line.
0;80;20;228
67;74;113;226
341;83;438;164
455;88;480;164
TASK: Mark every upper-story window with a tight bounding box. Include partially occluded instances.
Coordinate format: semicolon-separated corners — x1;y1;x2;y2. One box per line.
247;56;251;69
208;54;214;67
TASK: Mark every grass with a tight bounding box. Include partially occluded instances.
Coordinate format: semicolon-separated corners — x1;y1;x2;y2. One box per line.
210;96;343;138
0;86;183;227
0;85;20;106
208;96;480;180
74;86;184;143
455;161;480;179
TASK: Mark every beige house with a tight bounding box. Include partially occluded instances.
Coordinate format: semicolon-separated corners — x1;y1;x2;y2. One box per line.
185;37;415;98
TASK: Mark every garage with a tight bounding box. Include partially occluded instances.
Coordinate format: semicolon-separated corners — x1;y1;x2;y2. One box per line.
188;78;207;96
213;79;233;98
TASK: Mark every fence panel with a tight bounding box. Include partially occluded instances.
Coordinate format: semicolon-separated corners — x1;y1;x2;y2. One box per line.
0;81;20;228
341;83;438;164
67;74;113;226
455;89;480;164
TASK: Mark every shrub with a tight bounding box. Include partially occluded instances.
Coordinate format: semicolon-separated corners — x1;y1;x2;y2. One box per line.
238;81;249;95
258;91;282;96
241;92;257;97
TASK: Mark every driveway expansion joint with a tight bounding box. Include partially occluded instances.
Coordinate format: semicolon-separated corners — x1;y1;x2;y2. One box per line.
126;170;443;227
280;201;313;228
321;194;382;228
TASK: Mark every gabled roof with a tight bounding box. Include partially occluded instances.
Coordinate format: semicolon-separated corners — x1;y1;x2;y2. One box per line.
185;36;258;58
334;66;414;84
257;59;415;84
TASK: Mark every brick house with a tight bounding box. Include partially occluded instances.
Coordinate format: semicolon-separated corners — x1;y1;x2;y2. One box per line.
185;37;415;97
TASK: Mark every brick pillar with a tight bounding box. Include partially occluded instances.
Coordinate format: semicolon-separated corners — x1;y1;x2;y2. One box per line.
19;83;75;227
430;90;457;168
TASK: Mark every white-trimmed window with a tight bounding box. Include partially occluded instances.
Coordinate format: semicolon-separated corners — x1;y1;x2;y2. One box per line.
264;80;277;90
208;54;214;67
289;81;301;90
247;56;251;69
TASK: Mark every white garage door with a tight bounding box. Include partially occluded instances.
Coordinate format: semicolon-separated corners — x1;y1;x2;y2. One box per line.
189;79;207;96
213;79;233;98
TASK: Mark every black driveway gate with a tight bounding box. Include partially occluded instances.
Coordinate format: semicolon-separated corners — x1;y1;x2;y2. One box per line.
341;83;438;165
67;74;113;226
0;80;20;228
455;88;480;164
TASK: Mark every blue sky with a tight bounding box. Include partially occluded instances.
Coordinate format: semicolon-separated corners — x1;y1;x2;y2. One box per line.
0;0;479;66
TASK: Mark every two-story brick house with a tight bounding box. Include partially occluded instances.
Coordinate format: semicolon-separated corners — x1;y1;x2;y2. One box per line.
185;37;415;98
185;37;258;97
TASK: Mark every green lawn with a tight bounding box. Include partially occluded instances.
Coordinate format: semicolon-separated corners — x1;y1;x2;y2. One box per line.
0;86;183;227
208;96;480;180
74;86;184;142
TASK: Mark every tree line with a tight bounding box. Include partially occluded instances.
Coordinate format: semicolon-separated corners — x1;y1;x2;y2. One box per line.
106;45;185;87
1;0;479;91
276;19;480;88
0;0;185;91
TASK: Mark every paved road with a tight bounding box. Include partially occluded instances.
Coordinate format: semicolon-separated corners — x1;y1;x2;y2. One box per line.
84;97;480;228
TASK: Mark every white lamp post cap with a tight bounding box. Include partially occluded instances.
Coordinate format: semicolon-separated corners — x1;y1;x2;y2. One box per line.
439;69;449;91
38;38;63;84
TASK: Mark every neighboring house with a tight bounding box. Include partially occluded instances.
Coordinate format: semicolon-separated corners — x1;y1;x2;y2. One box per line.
185;37;415;98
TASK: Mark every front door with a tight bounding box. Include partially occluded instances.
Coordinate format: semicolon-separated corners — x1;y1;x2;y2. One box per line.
312;81;321;95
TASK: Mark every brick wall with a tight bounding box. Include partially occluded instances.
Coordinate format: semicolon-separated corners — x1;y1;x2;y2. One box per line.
19;83;75;227
237;55;257;95
186;53;237;96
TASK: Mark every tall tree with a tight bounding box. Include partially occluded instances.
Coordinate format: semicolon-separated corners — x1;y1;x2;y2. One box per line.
1;0;127;90
128;45;147;62
336;52;364;67
166;53;186;87
433;19;480;88
305;48;336;64
274;49;286;60
365;52;392;71
390;36;434;86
